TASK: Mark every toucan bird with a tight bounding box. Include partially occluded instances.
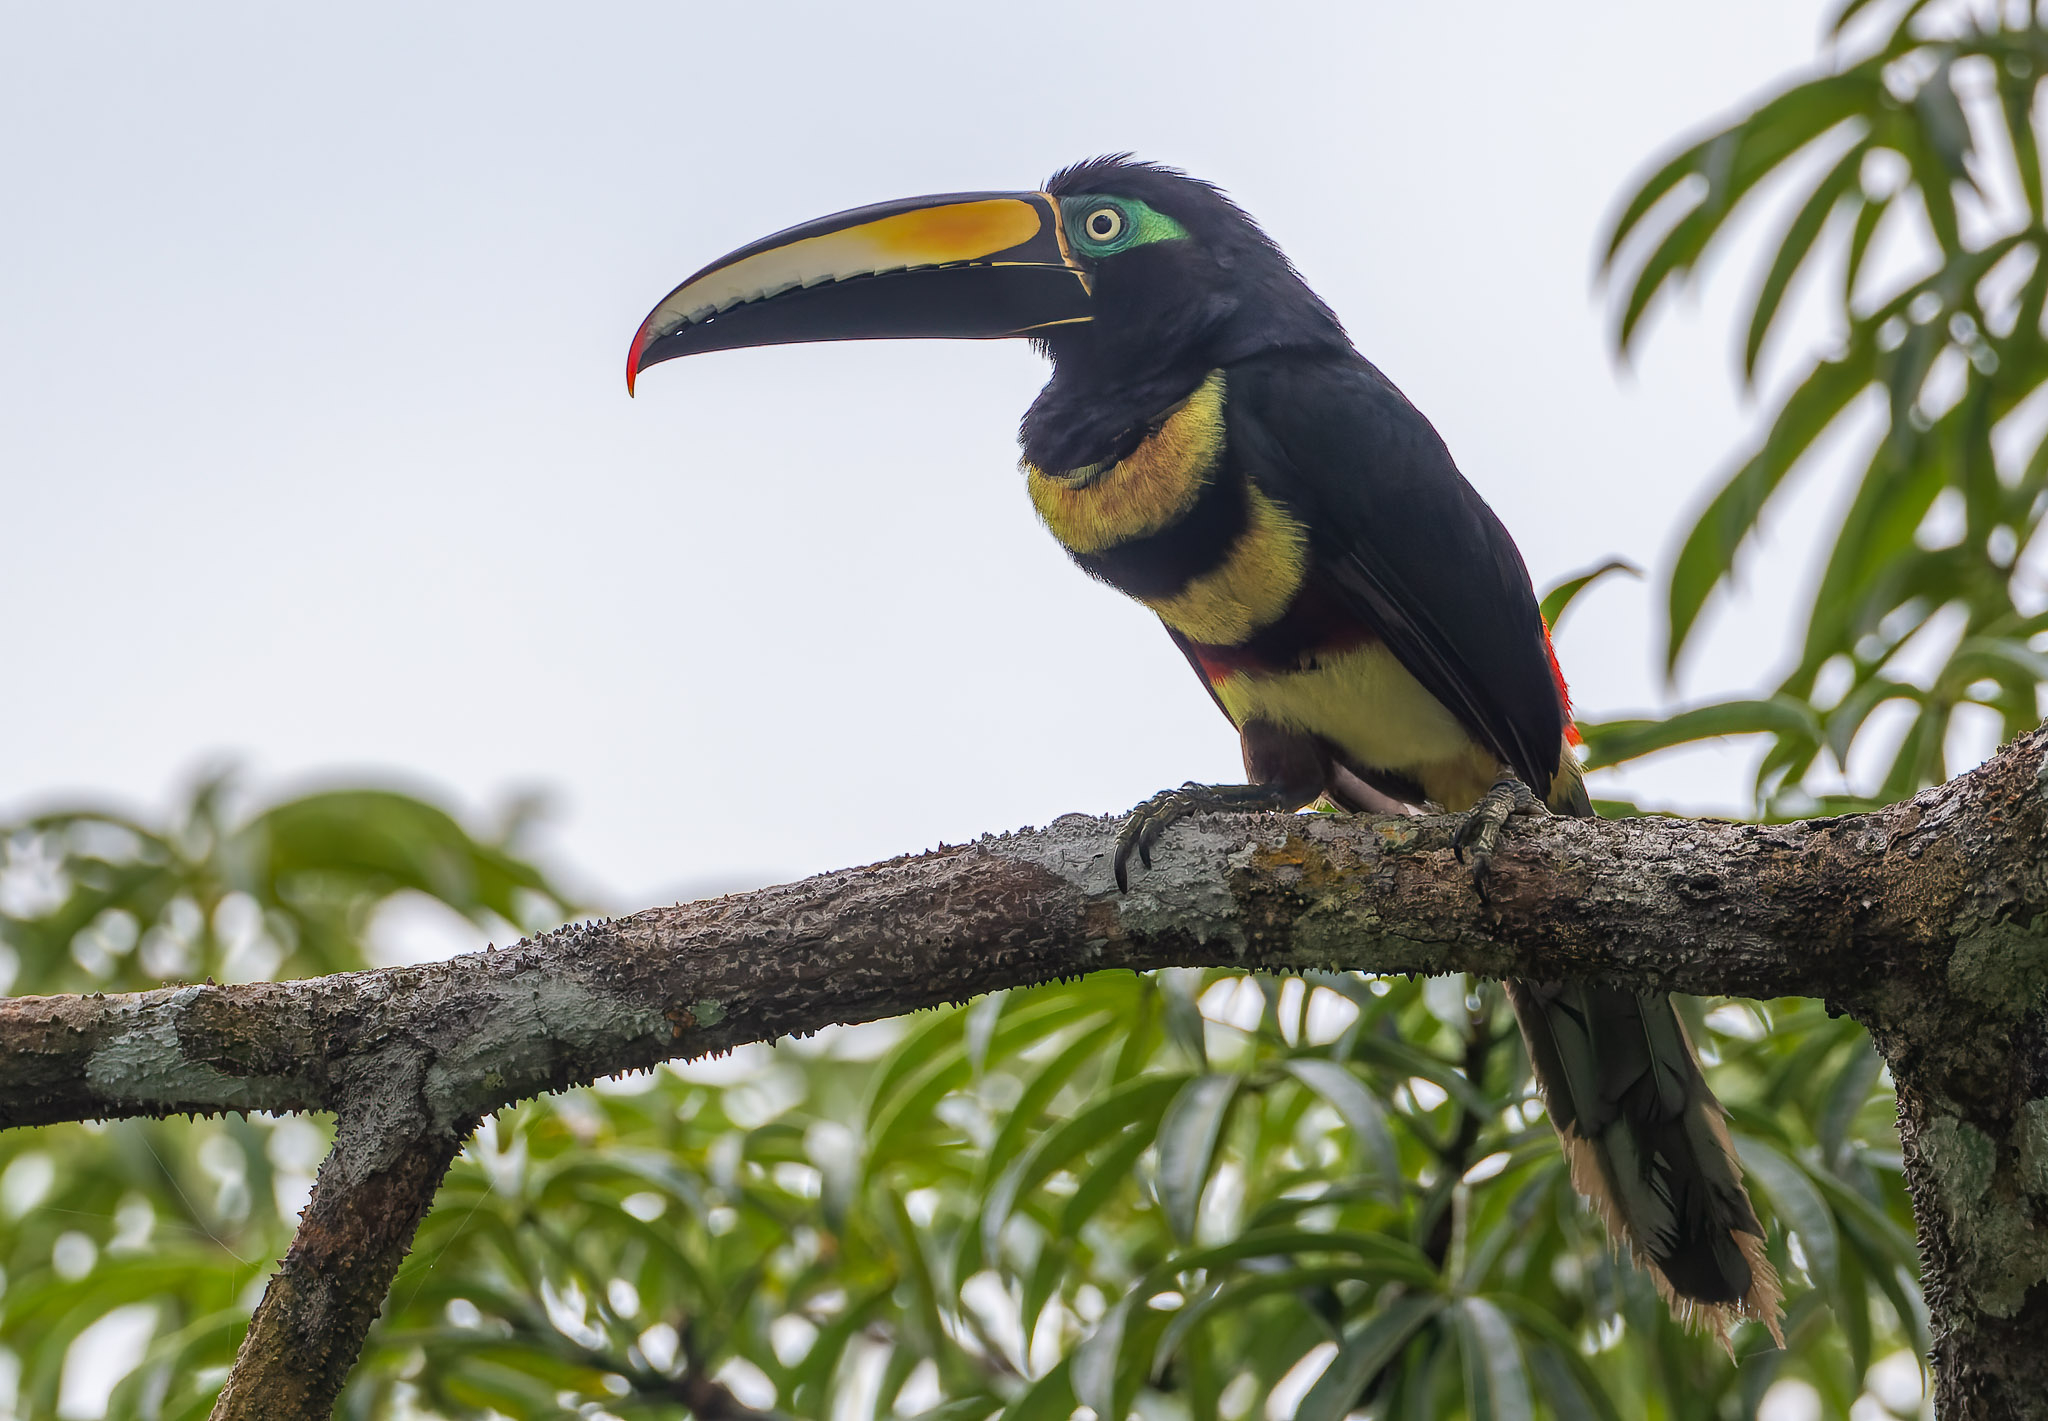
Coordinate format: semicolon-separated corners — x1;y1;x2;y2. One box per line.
628;156;1782;1342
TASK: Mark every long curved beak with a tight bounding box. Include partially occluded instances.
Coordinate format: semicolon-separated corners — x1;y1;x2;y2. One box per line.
627;190;1089;393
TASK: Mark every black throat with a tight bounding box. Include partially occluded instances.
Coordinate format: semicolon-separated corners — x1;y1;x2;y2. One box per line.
1017;357;1215;475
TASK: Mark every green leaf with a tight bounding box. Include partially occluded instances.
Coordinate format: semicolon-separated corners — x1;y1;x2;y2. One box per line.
1056;1120;1154;1239
1158;967;1211;1068
978;1014;1119;1191
1282;1057;1402;1201
1837;1234;1875;1382
1347;1035;1490;1115
1452;1297;1533;1421
1537;560;1641;631
1156;1074;1242;1242
1602;139;1712;267
1909;59;1972;252
923;1400;1006;1421
1999;62;2045;219
1830;0;1928;35
236;788;561;925
1578;696;1822;770
1949;635;2048;688
1745;139;1867;381
1487;1296;1625;1421
1524;1345;1604;1421
1736;1135;1841;1297
1162;1263;1418;1366
1607;69;1882;354
964;989;1007;1073
1295;1293;1444;1421
1156;1228;1435;1282
1824;675;1923;762
863;1007;970;1138
1817;1038;1885;1165
982;1072;1187;1257
1665;354;1875;673
1072;1294;1173;1420
999;1359;1075;1421
1843;188;1892;309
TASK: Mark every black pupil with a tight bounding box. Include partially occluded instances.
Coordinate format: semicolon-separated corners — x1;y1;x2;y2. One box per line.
1090;211;1117;237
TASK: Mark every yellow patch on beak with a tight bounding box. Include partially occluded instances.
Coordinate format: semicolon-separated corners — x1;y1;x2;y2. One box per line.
860;199;1046;263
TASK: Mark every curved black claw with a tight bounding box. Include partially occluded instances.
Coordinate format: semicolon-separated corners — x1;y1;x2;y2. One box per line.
1451;775;1545;903
1112;781;1300;892
1114;783;1204;892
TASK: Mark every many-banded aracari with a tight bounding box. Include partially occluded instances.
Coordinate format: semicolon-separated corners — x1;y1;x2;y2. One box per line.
628;157;1782;1340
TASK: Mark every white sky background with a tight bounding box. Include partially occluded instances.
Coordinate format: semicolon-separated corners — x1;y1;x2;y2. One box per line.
1;1;1887;914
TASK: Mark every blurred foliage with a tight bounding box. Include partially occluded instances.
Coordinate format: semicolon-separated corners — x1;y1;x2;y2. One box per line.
0;768;567;998
1592;0;2048;818
353;977;1923;1421
11;0;2040;1417
0;807;1929;1421
0;774;573;1420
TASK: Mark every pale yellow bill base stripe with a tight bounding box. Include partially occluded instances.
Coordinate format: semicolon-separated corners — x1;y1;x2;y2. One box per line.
644;197;1049;334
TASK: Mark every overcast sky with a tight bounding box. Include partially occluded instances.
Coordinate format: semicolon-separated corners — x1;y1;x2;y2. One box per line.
3;2;1876;920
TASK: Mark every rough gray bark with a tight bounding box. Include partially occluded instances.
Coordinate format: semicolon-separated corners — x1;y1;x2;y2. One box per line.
4;728;2048;1418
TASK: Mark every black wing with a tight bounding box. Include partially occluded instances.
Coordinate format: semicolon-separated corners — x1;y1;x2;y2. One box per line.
1225;352;1564;796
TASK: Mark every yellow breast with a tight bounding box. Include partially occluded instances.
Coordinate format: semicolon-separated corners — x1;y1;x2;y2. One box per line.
1026;371;1227;554
1139;486;1307;644
1025;370;1311;646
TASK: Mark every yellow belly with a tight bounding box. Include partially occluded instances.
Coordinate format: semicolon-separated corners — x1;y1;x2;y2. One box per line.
1212;643;1502;810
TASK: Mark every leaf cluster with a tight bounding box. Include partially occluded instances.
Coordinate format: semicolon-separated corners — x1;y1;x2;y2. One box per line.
1593;0;2048;817
0;769;568;997
348;972;1924;1419
0;775;573;1420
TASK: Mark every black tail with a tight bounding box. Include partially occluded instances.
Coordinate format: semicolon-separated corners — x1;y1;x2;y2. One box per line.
1509;980;1783;1346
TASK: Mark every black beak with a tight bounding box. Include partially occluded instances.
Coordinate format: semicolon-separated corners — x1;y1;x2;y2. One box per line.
627;190;1091;393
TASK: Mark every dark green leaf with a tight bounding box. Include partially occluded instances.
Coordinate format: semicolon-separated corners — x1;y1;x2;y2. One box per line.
1579;697;1822;770
1282;1057;1402;1201
1746;138;1867;380
1736;1135;1841;1297
1156;1073;1242;1242
1665;354;1875;671
1452;1297;1534;1421
1296;1294;1444;1421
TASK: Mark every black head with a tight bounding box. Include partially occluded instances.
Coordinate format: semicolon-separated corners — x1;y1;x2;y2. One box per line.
1037;156;1350;381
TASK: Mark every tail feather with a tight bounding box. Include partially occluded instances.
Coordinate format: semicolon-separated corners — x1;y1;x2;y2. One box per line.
1509;979;1784;1348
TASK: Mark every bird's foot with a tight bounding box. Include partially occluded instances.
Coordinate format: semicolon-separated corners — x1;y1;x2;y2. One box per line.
1113;781;1298;892
1451;775;1545;902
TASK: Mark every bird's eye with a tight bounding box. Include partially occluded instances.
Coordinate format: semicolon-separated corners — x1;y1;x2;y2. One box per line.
1083;206;1125;243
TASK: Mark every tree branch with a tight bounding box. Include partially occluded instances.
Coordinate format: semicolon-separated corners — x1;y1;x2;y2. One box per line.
5;728;2048;1418
212;1115;468;1419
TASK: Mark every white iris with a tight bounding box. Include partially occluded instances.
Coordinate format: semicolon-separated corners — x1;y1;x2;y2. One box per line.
1085;206;1125;243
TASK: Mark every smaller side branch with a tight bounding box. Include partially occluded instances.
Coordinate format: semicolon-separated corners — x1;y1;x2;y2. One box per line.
211;1110;472;1421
